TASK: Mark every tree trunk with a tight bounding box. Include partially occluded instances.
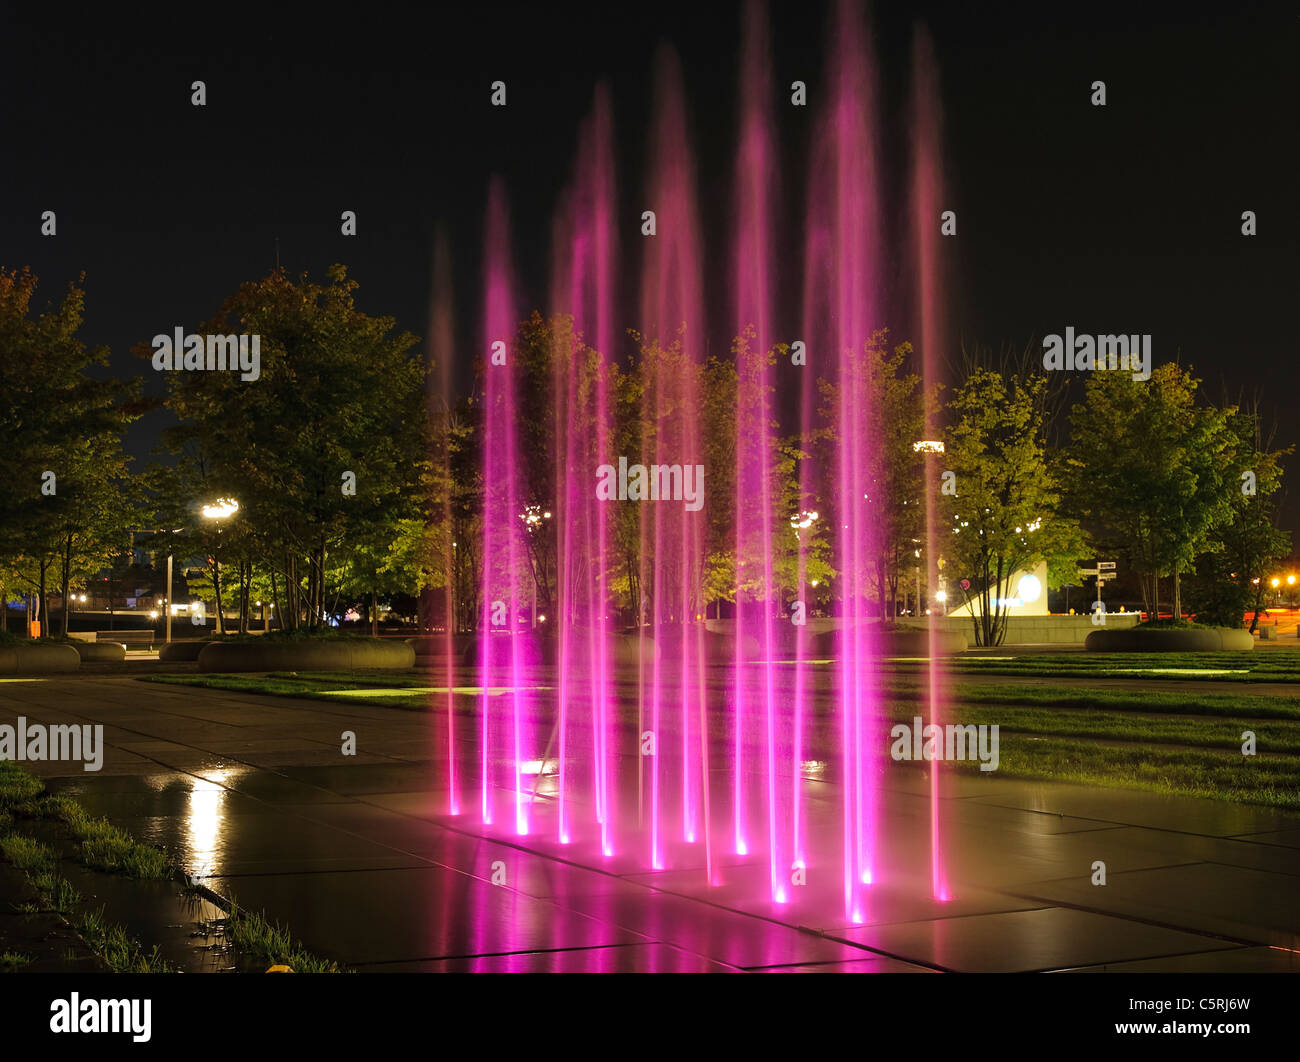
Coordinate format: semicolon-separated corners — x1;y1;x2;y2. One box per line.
371;589;379;637
39;561;49;637
1173;570;1181;623
60;531;73;638
237;561;249;634
212;556;225;635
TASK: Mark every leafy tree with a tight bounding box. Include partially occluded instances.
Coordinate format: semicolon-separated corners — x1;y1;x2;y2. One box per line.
817;330;930;620
940;367;1081;646
147;265;427;631
1066;364;1238;621
0;268;140;636
1185;402;1291;630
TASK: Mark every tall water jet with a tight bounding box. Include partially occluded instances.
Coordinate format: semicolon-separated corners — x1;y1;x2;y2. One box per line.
480;177;529;834
639;45;710;878
910;24;951;903
549;85;620;856
733;0;786;902
805;0;885;921
430;227;460;816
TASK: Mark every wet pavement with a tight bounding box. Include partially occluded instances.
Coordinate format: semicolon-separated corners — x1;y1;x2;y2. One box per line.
2;673;1299;972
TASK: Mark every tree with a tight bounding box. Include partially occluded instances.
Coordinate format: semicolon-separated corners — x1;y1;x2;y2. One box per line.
941;367;1081;646
1185;401;1291;630
147;265;428;631
1065;363;1238;621
817;331;931;620
0;268;140;636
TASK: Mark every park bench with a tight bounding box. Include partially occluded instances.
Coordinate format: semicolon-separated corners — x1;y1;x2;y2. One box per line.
95;629;155;649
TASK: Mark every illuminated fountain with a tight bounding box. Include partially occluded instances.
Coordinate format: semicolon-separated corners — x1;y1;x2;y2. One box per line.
458;0;953;929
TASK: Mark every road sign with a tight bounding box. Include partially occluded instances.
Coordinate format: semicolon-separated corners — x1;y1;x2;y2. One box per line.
1098;561;1116;571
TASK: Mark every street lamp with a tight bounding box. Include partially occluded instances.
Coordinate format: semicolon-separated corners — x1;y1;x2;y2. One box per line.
201;499;240;634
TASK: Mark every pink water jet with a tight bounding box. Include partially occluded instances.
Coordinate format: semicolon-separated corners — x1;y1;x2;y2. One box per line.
638;45;712;879
804;0;886;919
733;0;787;903
549;84;621;857
479;178;529;835
430;227;460;816
910;24;952;903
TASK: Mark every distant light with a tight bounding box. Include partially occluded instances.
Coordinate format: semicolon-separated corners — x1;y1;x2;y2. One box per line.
1017;574;1042;603
538;614;546;623
810;579;820;588
149;610;158;619
935;590;947;603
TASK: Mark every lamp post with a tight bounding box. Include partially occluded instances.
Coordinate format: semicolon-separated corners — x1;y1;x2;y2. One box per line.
200;499;240;636
165;556;173;644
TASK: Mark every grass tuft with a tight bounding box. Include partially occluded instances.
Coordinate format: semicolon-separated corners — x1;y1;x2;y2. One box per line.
76;906;175;973
0;832;56;873
223;896;341;973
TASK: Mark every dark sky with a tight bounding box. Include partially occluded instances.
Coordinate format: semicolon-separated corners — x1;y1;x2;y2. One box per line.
2;0;1296;521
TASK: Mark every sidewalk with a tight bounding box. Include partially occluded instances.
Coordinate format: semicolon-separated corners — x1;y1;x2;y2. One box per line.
3;675;1298;972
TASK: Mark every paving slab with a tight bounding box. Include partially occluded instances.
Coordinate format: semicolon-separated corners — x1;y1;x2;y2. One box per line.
352;942;739;972
202;864;648;966
840;907;1240;973
1015;862;1300;947
1056;945;1300;973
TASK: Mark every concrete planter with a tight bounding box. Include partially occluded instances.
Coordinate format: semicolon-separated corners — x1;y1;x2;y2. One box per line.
1085;627;1255;652
460;631;557;668
72;641;126;662
811;626;968;656
654;626;761;664
0;642;80;673
198;638;416;673
460;628;745;670
158;640;209;662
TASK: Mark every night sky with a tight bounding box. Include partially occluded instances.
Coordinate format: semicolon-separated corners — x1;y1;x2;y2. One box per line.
2;1;1296;521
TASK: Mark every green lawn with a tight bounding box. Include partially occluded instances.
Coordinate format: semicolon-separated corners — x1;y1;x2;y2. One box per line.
907;650;1300;683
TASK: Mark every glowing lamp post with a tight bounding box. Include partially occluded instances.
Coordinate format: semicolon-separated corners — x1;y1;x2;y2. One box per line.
201;499;240;635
